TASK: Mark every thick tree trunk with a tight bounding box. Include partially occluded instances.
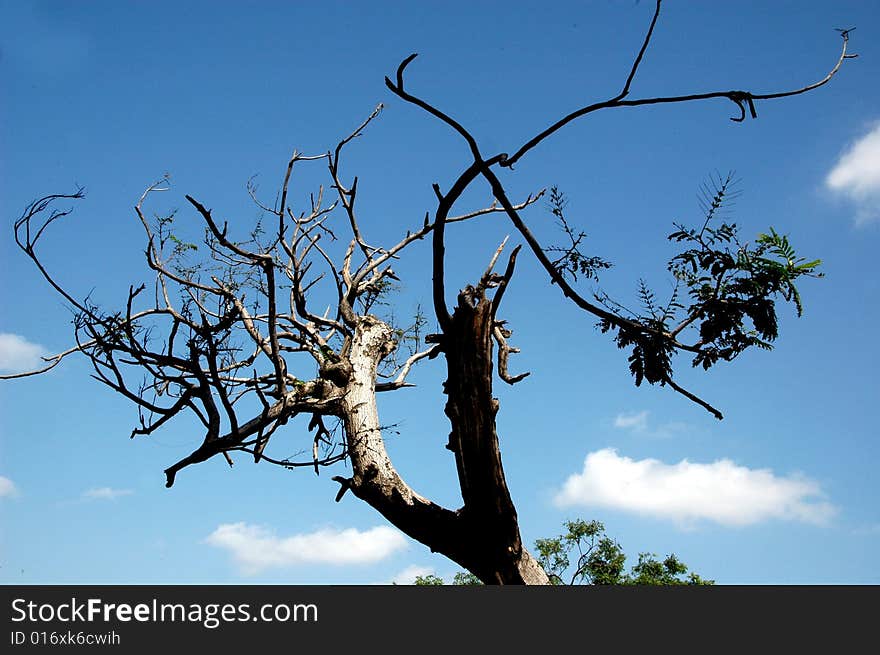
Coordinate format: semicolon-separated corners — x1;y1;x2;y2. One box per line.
341;316;473;565
442;289;549;584
340;309;548;585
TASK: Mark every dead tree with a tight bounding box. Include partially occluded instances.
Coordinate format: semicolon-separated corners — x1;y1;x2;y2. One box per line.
6;1;853;584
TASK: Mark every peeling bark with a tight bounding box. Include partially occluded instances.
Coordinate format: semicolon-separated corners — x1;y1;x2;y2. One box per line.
340;316;473;566
340;309;548;584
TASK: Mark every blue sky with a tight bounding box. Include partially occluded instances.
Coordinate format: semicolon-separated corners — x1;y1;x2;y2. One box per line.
1;0;878;585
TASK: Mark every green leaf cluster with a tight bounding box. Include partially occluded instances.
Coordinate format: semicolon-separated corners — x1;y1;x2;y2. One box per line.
545;186;612;283
412;574;445;586
595;173;822;391
667;175;822;370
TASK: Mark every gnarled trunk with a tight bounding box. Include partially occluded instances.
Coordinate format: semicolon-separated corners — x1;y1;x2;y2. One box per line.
340;307;548;585
340;316;472;564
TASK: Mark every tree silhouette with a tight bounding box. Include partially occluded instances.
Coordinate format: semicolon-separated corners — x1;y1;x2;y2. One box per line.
6;1;852;583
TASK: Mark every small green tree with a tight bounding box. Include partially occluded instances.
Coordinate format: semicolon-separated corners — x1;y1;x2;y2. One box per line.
627;553;712;586
410;519;712;585
534;519;712;586
412;574;445;586
451;572;483;586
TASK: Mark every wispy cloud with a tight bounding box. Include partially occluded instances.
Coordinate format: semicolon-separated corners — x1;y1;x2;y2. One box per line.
205;523;408;575
0;333;47;373
391;565;436;585
554;448;836;528
82;487;133;501
613;410;687;438
613;411;649;431
826;122;880;226
0;476;18;499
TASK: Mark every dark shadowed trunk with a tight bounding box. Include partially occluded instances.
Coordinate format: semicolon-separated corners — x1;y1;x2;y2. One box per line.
441;287;548;584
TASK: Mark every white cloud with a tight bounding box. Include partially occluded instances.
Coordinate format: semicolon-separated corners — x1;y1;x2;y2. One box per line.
0;333;48;373
392;565;436;585
82;487;133;501
613;411;649;431
553;448;836;528
0;476;18;499
826;122;880;226
205;523;408;575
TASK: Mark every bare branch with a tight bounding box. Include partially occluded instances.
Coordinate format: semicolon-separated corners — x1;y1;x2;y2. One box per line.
164;381;345;487
385;55;483;162
501;28;854;167
375;345;442;391
275;150;329;243
494;324;529;386
332;475;353;502
237;447;347;472
13;190;91;314
448;189;545;223
619;0;662;98
329;104;384;261
481;236;510;285
349;189;544;295
429;163;487;332
479;166;657;335
0;341;90;380
185;194;269;263
664;376;723;420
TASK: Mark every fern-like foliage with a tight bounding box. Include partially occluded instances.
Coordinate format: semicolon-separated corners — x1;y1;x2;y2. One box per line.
596;172;822;394
667;173;822;370
544;186;612;283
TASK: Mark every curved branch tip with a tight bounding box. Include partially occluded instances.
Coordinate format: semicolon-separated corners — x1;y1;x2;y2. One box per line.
395;53;419;89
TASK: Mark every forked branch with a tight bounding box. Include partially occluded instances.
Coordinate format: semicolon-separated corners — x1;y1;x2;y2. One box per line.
383;0;849;418
499;2;854;167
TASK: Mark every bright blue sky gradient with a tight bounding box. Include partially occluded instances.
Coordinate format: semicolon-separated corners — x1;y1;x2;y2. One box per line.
1;1;878;584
